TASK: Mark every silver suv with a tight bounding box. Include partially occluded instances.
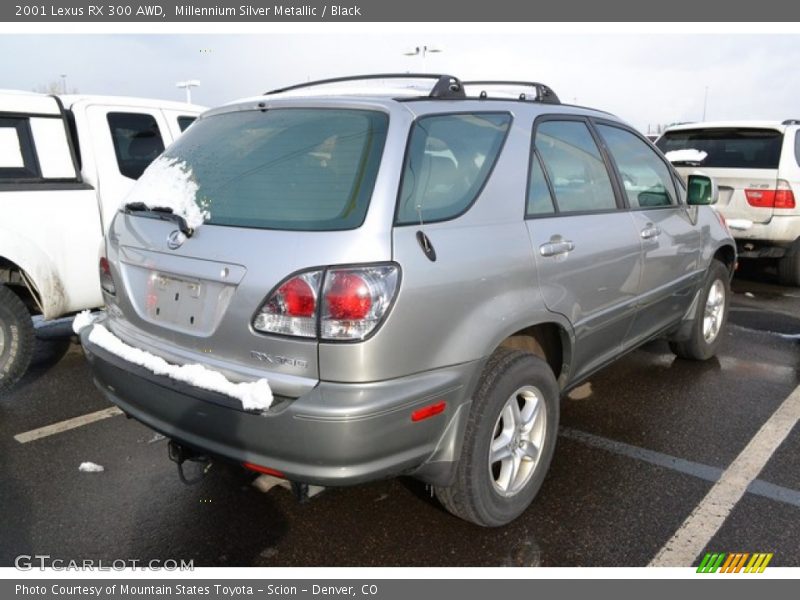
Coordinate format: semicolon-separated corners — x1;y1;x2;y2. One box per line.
657;121;800;285
79;75;735;526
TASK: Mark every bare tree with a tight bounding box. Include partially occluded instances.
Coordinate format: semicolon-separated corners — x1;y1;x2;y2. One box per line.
32;80;79;95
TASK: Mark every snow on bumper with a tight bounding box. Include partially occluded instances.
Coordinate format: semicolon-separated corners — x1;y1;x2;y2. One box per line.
74;312;272;411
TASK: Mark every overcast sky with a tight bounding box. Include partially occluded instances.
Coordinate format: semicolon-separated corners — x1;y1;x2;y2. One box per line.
1;33;798;133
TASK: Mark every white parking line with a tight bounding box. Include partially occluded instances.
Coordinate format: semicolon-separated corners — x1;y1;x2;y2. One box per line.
13;407;123;444
649;384;800;567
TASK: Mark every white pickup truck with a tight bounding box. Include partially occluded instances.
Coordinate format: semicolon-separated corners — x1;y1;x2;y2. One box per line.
0;91;204;393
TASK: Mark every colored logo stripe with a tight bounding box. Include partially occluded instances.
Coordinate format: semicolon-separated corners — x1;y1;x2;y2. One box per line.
697;552;773;573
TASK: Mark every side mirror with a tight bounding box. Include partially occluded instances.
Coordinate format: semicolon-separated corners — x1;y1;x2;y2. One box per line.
687;173;718;206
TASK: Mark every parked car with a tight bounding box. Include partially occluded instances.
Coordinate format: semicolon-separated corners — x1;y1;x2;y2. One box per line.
0;91;204;394
657;120;800;285
77;74;735;526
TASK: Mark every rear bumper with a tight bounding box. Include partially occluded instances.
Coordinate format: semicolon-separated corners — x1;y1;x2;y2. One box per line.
725;215;800;253
80;321;478;486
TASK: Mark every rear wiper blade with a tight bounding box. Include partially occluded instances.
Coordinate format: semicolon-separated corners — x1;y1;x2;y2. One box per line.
123;202;193;237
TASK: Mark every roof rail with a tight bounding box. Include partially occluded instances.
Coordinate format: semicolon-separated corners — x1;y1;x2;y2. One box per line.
264;73;465;99
782;119;800;126
462;81;561;104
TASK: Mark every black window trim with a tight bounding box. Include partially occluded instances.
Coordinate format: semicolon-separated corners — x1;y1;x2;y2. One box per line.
524;150;559;218
526;114;627;220
0;115;42;182
393;110;514;227
590;117;683;212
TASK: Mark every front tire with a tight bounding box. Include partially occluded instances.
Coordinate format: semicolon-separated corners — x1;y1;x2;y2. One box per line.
669;260;730;361
0;284;35;395
435;348;559;527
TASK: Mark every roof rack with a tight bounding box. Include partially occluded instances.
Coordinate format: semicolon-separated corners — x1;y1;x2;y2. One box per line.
265;73;466;99
782;119;800;126
462;81;561;104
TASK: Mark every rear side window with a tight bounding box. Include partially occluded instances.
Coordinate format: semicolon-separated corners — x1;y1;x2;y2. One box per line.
163;108;389;231
534;120;617;213
107;112;165;180
795;130;800;168
177;116;196;132
527;154;556;216
656;128;783;169
0;117;39;180
396;113;511;225
597;124;676;208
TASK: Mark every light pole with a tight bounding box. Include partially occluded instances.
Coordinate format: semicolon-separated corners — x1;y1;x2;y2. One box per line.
176;80;200;104
402;45;443;73
702;86;709;121
60;74;67;94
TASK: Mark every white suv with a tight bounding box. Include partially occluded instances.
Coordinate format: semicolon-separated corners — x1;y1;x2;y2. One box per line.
657;121;800;285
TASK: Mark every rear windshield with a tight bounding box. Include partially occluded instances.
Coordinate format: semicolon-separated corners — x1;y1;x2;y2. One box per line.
656;128;783;169
163;108;389;231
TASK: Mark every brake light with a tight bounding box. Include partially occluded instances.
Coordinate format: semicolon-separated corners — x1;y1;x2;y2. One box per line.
775;180;796;209
252;265;400;341
99;257;116;296
325;272;372;320
745;189;774;207
745;180;796;209
253;271;321;338
321;266;399;340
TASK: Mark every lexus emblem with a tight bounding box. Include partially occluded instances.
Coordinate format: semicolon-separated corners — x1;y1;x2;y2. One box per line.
167;230;186;250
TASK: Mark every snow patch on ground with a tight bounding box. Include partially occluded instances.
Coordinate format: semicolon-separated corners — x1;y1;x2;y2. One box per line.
72;310;97;334
79;462;105;473
87;323;273;411
664;149;708;163
124;156;209;230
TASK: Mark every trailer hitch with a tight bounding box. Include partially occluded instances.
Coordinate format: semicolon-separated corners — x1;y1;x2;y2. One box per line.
168;440;213;485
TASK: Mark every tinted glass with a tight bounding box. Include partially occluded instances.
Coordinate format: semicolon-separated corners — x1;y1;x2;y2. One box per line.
163;108;389;231
107;112;165;180
656;128;783;169
598;124;676;208
396;113;511;224
535;120;616;213
527;153;556;215
177;116;196;132
795;130;800;168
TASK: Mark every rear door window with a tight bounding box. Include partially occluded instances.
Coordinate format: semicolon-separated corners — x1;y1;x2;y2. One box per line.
534;120;617;213
161;108;389;231
656;128;783;169
107;112;165;180
396;113;511;224
597;124;677;208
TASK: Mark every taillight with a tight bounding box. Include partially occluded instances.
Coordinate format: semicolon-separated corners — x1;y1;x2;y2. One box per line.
253;271;321;338
745;189;774;207
252;265;400;341
745;180;796;209
99;257;116;296
321;266;399;341
775;179;796;209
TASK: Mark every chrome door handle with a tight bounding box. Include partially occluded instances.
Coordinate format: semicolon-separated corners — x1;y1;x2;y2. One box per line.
640;226;661;240
539;240;575;257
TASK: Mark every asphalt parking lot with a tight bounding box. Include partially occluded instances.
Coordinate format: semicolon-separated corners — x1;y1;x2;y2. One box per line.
1;264;798;568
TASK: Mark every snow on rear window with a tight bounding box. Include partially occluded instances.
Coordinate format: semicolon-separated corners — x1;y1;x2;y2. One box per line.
664;149;708;164
123;156;210;231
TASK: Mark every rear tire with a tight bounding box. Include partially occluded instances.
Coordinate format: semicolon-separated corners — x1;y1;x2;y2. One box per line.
435;348;559;527
778;240;800;286
0;285;35;395
669;260;730;361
